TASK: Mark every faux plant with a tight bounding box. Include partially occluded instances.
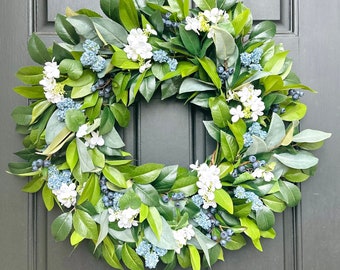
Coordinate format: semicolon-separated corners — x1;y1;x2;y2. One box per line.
8;0;331;269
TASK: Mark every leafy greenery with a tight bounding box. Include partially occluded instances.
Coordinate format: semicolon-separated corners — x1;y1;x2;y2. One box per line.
8;0;330;269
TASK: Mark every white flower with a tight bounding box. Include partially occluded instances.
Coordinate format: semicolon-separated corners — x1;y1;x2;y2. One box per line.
203;8;229;24
108;207;140;229
173;225;195;253
144;24;157;36
76;124;88;138
52;183;77;208
43;58;60;79
39;77;56;92
85;131;105;148
230;105;245;122
252;168;274;182
139;60;152;73
185;16;201;34
124;28;153;62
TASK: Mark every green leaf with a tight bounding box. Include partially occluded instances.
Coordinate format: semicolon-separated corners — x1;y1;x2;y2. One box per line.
293;129;331;143
103;165;127;188
55;14;80;45
30;100;51;124
214;188;233;214
284;169;310;183
78;174;101;205
66;69;96;88
133;184;160;207
249;21;276;41
59;59;83;80
171;175;198;197
263;51;289;75
122;244;144;270
277;180;301;207
92;17;128;48
51;212;73;241
13;85;45;99
198;57;222;89
262;194;286;212
28;33;51;64
66;139;78;172
220;131;238;162
188;245;201;270
228;119;246;150
139;76;157;102
52;42;74;63
67;15;101;44
244;136;269;156
240;217;260;241
179;25;201;56
147;207;163;240
65;109;86;132
110;103;130;128
21;176;45;193
73;209;98;240
102;126;125;149
179;77;216;94
111;50;140;70
95;210;109;250
100;0;120;21
265;113;286;149
119;188;141;209
11;106;32;126
130;163;164;184
144;217;178;250
212;26;236;62
232;7;251;37
100;106;115;135
76;138;96;173
119;0;139;31
256;207;275;231
153;165;179;192
203;121;221;142
102;237;123;269
225;234;246;250
274;151;319;170
16;66;43;85
209;96;231;128
193;0;215;10
42;183;54;211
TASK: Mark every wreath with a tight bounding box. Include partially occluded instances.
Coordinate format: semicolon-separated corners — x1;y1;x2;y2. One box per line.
8;0;331;269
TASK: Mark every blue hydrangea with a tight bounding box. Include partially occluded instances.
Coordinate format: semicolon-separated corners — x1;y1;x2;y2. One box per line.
56;98;82;121
167;58;178;71
144;252;159;269
249;63;263;71
136;240;152;256
243;122;267;147
192;194;204;207
47;165;71;190
234;186;247;199
240;52;252;66
240;47;263;70
250;48;263;64
153;245;167;257
91;56;106;72
152;50;169;63
194;210;212;231
111;192;123;212
80;51;97;66
83;39;100;53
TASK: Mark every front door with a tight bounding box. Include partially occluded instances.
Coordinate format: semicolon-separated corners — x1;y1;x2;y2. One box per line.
0;1;339;269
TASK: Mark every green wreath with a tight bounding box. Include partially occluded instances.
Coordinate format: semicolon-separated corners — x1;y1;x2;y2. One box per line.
8;0;331;269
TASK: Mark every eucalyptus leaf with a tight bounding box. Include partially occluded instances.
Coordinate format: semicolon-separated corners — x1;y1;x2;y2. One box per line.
273;151;319;170
265;113;286;150
293;129;332;143
179;77;216;94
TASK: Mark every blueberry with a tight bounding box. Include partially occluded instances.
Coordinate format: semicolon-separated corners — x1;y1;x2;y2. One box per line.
102;196;109;202
292;93;300;100
101;185;108;192
249;155;257;163
220;231;228;239
175;202;181;208
32;165;38;171
252;161;260;169
238;165;246;173
231;169;238;178
108;192;115;199
212;235;218;241
259;160;266;166
43;160;51;167
214;220;220;226
91;85;97;92
220;239;227;246
228;68;234;75
217;66;225;74
161;194;169;203
280;108;286;114
226;228;234;236
97;79;105;87
36;159;43;167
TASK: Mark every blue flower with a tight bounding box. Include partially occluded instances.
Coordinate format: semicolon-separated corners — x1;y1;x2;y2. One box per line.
192;194;204;207
240;48;263;70
234;186;247;199
243;132;253;147
250;48;263;64
240;52;252;66
243;122;267;147
83;39;100;53
91;56;106;72
136;240;152;256
144;252;159;269
194;210;212;231
56;98;81;121
249;63;263;71
152;50;169;63
153;245;167;257
47;166;71;190
167;58;178;71
80;51;97;66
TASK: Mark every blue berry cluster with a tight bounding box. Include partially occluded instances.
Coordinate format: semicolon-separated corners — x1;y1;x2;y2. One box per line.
91;77;112;99
217;66;234;84
152;50;178;71
56;98;81;121
231;155;266;178
161;192;185;207
99;176;122;208
243;122;268;147
31;158;51;171
288;89;304;101
219;229;234;246
234;186;264;211
47;165;71;190
80;39;106;73
271;103;286;115
240;47;263;71
194;210;213;231
136;240;167;269
162;13;180;28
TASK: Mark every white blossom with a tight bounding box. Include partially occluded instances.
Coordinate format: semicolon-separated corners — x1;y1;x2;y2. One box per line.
230;105;245;123
139;60;152;73
76;124;88;138
173;224;195;253
43;58;60;79
52;183;77;208
124;28;153;62
108;207;140;229
252;168;274;182
185;16;201;34
203;8;229;24
85;131;105;148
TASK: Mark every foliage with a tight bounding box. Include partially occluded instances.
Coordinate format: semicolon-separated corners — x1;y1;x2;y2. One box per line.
8;0;331;269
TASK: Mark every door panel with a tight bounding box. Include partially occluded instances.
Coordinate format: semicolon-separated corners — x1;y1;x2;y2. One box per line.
1;1;339;269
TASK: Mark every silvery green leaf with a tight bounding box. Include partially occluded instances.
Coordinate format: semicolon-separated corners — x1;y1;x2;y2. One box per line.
244;136;268;156
179;78;216;94
273;151;319;169
45;111;66;145
108;228;135;243
265;113;285;149
292;129;331;143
